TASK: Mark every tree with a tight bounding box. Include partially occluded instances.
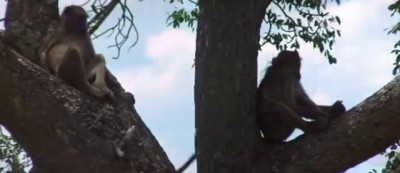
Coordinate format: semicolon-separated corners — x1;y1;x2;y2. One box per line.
0;1;174;172
1;0;400;173
371;1;400;173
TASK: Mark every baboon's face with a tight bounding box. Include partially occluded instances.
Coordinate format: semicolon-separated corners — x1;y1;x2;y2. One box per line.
62;5;88;35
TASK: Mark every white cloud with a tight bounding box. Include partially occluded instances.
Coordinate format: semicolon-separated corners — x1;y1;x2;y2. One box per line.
114;28;195;102
116;68;176;99
310;91;331;105
146;29;196;68
328;1;395;36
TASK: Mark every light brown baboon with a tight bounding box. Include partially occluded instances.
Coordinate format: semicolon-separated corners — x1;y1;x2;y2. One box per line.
39;5;113;99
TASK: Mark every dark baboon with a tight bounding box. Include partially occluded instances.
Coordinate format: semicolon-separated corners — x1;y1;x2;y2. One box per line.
39;5;113;99
257;50;346;142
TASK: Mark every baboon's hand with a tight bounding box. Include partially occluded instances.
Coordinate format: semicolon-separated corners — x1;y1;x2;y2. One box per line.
89;86;108;98
95;85;116;103
98;85;112;96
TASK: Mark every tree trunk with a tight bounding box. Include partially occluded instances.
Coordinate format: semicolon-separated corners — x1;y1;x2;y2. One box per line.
194;1;271;173
0;1;175;172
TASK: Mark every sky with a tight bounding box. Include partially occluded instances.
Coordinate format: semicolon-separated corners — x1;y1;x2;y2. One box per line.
0;0;399;172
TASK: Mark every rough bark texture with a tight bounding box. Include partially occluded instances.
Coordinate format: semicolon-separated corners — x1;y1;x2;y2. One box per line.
0;0;175;173
194;0;271;173
3;0;59;64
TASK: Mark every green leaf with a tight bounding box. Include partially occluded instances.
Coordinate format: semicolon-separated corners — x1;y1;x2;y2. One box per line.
388;4;397;10
297;18;302;25
336;30;341;37
388;151;396;159
396;54;400;64
335;16;341;24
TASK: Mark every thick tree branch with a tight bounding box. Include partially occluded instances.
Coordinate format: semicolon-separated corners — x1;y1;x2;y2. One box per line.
254;75;400;172
0;42;176;173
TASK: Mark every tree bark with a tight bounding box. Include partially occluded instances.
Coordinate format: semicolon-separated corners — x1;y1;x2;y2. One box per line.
194;0;271;173
0;0;175;173
3;0;59;64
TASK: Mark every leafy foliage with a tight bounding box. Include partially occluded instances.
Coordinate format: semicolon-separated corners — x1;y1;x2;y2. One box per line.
166;0;342;64
369;142;400;173
383;148;400;173
165;0;198;30
263;0;341;64
167;8;198;30
388;1;400;75
0;132;31;173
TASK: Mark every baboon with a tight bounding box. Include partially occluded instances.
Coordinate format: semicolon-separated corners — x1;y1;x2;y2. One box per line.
257;50;346;142
39;5;113;99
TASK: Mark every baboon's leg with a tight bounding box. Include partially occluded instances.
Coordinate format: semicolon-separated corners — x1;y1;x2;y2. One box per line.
58;48;105;98
296;101;345;120
259;101;312;141
87;54;113;99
